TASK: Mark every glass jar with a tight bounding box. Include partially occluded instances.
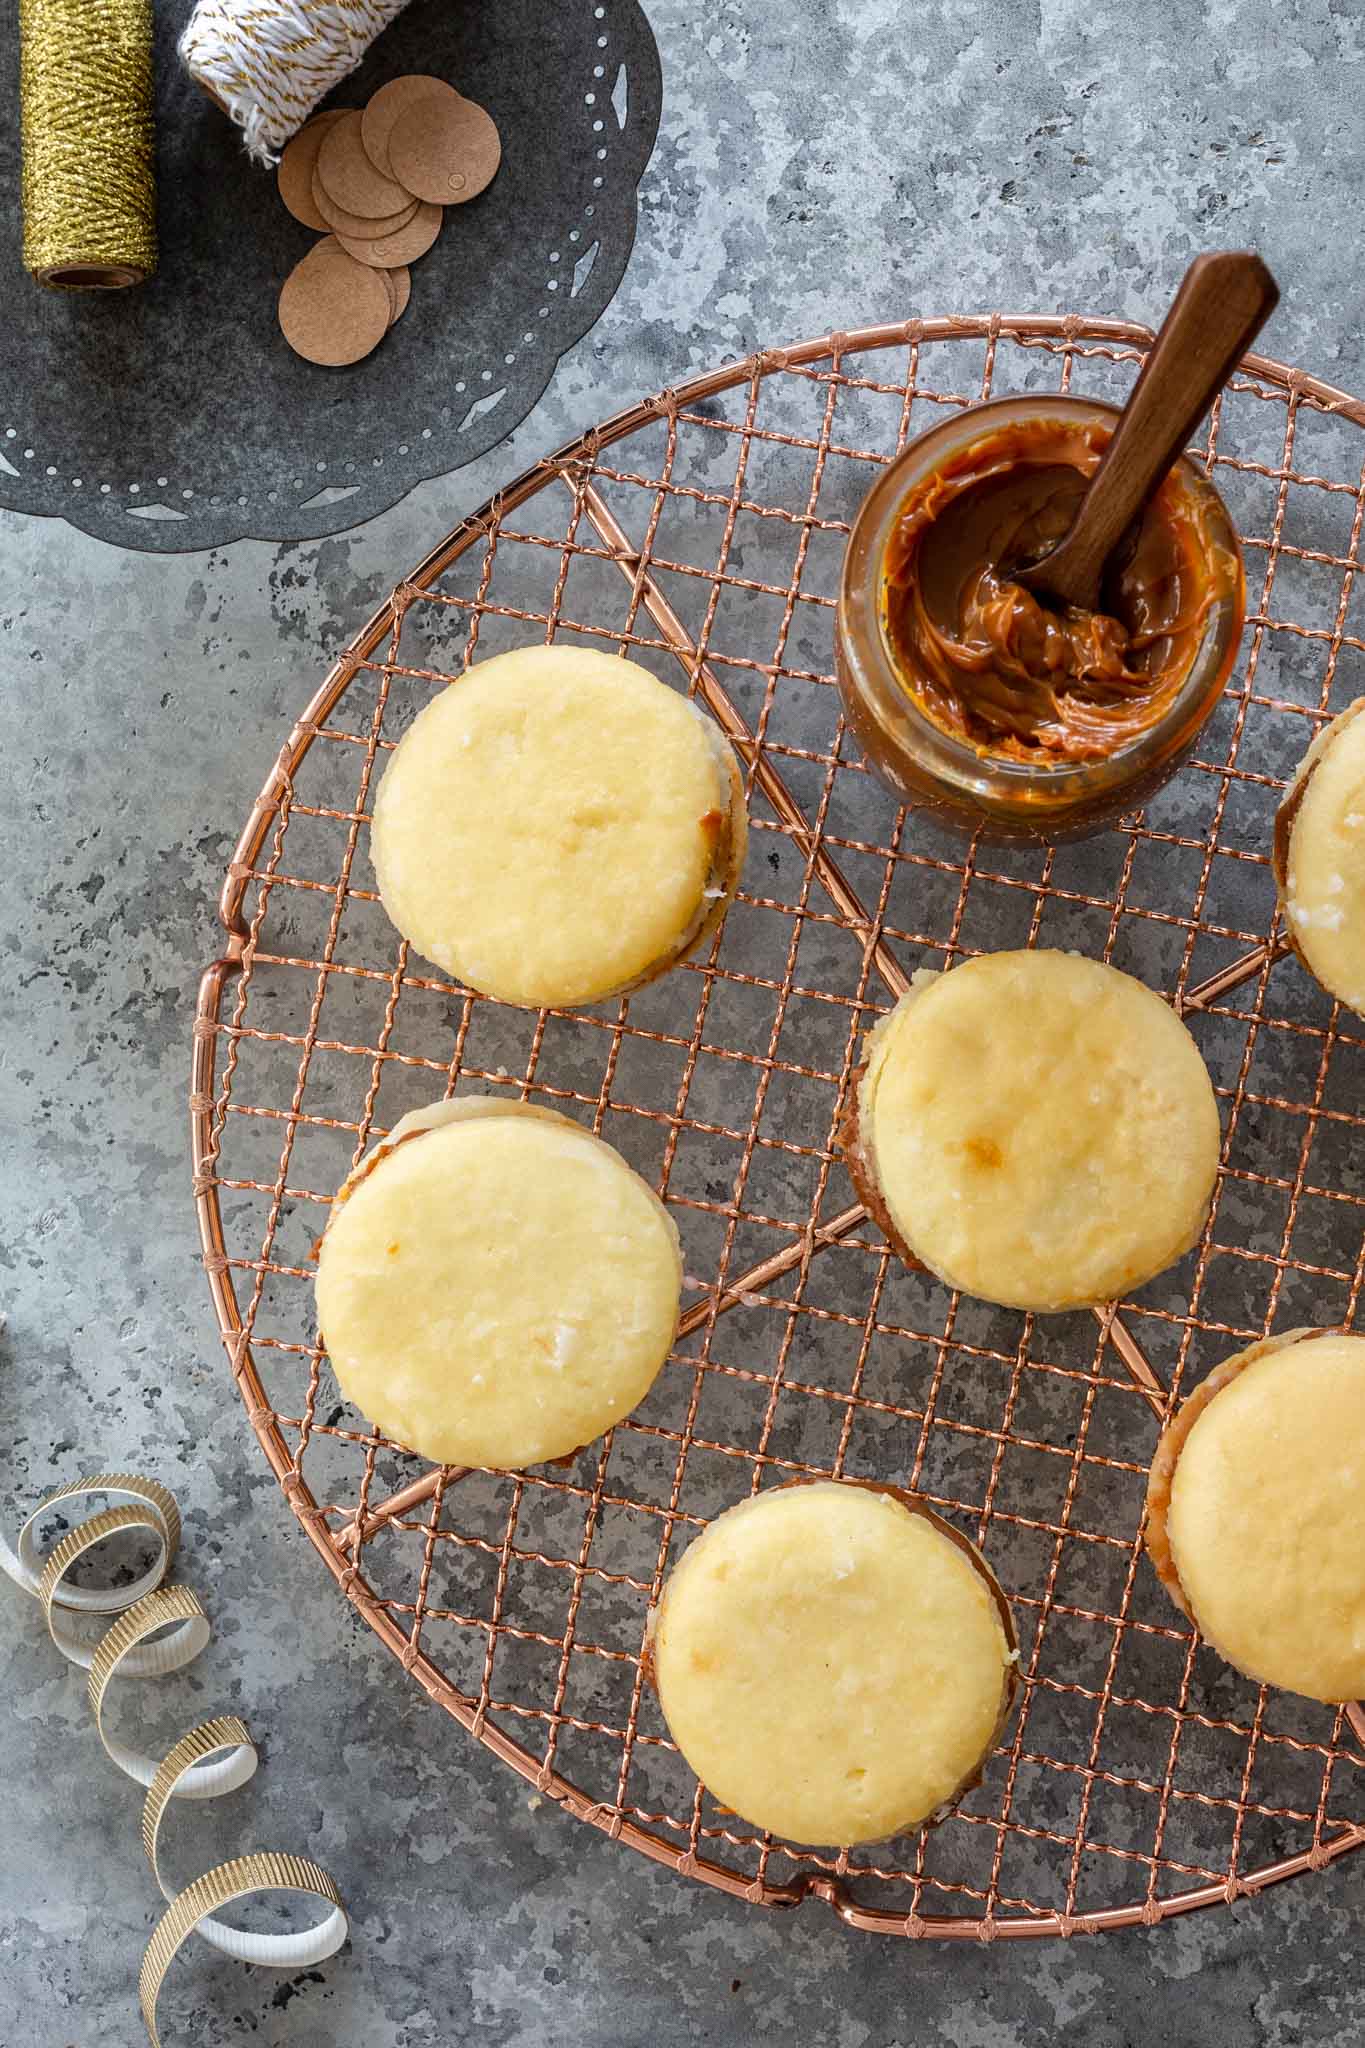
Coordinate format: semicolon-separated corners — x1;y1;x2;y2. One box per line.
835;394;1245;841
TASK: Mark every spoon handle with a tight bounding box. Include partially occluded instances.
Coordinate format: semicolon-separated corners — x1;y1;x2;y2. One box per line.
1026;251;1279;611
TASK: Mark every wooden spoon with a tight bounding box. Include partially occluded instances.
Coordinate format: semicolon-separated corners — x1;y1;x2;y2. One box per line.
1016;251;1279;613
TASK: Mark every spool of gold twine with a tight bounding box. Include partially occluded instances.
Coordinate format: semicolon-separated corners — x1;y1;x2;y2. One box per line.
20;0;158;291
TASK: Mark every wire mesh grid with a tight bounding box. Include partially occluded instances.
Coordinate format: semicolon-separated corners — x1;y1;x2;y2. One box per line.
192;316;1365;1936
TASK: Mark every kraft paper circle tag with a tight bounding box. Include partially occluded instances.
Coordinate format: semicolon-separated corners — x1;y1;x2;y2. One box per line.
336;200;442;269
387;94;501;206
279;239;393;366
361;75;465;178
316;110;413;219
312;176;420;241
277;112;349;231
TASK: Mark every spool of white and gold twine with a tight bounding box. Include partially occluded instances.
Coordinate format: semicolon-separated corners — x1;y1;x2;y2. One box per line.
19;0;158;290
0;1473;347;2046
180;0;413;162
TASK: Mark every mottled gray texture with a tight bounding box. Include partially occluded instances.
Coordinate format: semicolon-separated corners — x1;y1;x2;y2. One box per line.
3;0;1365;2043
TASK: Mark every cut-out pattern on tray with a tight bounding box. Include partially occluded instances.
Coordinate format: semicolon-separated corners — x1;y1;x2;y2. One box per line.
193;317;1365;1935
0;0;659;552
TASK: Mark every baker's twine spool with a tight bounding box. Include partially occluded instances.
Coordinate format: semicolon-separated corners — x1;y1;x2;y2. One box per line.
180;0;411;163
19;0;158;291
0;1473;348;2046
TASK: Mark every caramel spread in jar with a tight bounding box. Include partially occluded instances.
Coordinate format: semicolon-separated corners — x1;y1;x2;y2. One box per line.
881;417;1237;763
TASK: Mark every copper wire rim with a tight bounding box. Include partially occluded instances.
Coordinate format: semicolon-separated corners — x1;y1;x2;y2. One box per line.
192;315;1365;1937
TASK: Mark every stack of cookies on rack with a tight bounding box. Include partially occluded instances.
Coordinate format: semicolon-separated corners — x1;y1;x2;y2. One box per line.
276;75;501;366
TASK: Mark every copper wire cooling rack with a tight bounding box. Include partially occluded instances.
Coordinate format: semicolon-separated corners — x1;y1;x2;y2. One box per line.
192;316;1365;1937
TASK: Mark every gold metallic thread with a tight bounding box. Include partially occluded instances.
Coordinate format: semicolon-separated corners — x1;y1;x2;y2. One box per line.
19;0;158;291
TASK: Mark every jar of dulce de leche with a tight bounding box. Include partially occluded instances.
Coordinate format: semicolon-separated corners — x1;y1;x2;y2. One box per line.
835;395;1245;841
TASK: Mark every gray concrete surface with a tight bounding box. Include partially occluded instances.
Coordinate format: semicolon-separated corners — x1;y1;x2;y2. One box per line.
4;0;1365;2042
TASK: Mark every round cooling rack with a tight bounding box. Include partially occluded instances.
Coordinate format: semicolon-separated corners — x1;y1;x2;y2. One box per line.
192;315;1365;1937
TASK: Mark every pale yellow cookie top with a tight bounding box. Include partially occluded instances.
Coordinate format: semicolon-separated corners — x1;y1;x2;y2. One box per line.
1167;1330;1365;1702
1282;699;1365;1017
315;1098;682;1469
651;1482;1015;1847
369;644;745;1008
858;950;1220;1312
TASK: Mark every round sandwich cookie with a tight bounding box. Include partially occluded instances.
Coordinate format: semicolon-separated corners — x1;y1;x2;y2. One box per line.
1145;1327;1365;1703
1274;698;1365;1016
370;645;748;1009
839;950;1221;1313
315;1099;683;1469
648;1480;1017;1847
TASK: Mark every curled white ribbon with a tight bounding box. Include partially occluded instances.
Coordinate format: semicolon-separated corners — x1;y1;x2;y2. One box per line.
2;1472;348;2044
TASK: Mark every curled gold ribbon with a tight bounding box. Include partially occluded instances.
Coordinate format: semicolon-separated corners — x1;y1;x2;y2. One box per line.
140;1854;347;2043
1;1473;347;2045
